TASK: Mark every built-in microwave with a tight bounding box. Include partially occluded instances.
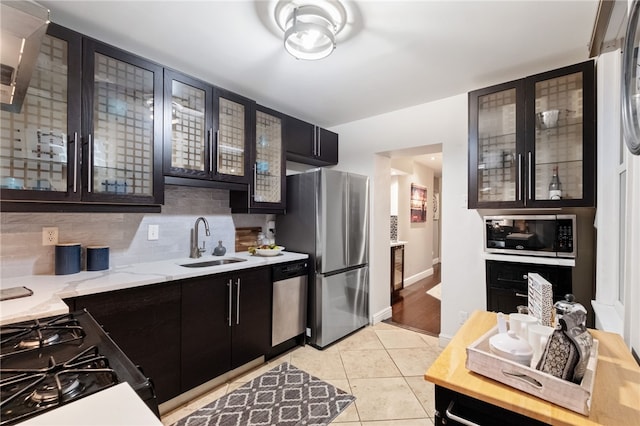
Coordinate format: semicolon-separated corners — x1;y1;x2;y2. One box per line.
484;214;576;258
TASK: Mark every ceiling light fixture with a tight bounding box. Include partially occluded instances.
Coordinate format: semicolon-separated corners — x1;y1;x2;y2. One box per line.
275;1;347;60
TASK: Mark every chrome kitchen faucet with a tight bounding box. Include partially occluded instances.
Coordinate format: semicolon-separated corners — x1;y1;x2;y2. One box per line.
190;217;211;258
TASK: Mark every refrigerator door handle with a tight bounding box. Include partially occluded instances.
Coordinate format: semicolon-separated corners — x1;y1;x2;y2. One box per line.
344;177;349;265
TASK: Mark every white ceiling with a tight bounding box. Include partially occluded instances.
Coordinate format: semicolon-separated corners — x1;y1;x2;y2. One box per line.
39;0;599;130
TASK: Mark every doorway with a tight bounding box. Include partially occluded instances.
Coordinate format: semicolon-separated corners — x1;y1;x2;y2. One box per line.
385;149;442;336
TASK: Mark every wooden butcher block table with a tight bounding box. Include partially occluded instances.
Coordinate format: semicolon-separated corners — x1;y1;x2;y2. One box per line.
425;310;640;425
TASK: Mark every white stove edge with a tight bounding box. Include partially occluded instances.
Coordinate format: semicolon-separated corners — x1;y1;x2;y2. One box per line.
18;382;162;426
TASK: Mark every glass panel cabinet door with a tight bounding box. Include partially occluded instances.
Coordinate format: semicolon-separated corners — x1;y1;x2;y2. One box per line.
527;61;595;208
254;110;282;204
468;80;525;208
91;53;153;196
534;73;583;201
0;25;81;201
217;98;245;177
83;41;163;204
163;71;211;179
213;89;252;184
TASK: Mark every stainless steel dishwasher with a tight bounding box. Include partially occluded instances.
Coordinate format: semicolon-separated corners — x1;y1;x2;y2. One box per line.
271;260;308;354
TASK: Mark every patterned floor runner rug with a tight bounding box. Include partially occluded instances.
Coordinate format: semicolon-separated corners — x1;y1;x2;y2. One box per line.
172;362;355;426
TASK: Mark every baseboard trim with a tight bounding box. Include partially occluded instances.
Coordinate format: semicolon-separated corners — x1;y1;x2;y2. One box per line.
371;306;392;324
433;257;440;265
438;334;452;348
404;267;434;287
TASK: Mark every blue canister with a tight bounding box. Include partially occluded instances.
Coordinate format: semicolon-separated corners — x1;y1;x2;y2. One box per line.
87;246;109;271
55;243;81;275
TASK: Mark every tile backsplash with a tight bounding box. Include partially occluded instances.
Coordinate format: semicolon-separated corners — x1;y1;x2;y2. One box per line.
390;215;398;241
0;186;269;279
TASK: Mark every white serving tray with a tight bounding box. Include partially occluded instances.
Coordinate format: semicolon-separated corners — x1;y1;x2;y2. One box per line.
466;325;598;416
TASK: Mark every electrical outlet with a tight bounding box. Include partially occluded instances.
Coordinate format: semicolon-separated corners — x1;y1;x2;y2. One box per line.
459;310;469;325
147;224;159;241
42;227;58;246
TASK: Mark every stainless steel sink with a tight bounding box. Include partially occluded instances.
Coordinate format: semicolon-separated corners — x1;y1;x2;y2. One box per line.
179;258;247;268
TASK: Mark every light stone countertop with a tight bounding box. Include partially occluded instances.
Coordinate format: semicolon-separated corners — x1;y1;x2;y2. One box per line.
390;240;407;247
0;251;308;326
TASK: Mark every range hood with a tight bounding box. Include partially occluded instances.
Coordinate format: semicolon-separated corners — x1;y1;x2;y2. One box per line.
0;0;49;113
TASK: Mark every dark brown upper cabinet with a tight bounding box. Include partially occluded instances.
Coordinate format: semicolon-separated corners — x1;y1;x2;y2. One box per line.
284;115;338;166
163;74;254;189
468;60;596;209
1;24;164;211
230;105;286;213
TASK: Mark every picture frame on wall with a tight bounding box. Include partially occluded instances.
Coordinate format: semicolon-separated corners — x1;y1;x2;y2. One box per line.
410;183;427;223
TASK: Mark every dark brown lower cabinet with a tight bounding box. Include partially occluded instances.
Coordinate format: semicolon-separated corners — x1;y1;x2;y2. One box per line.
230;267;271;368
181;274;231;391
434;385;548;425
486;260;572;314
181;267;271;391
69;266;271;404
71;282;181;403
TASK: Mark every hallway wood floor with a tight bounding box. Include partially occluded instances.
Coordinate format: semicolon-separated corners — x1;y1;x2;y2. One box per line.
388;263;441;336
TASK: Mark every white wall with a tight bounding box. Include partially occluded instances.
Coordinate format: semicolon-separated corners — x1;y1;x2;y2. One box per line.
594;47;640;356
333;94;483;341
390;176;399;216
433;177;442;261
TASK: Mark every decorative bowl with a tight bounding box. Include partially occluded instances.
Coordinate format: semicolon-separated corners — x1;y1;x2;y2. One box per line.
535;109;560;130
254;246;285;256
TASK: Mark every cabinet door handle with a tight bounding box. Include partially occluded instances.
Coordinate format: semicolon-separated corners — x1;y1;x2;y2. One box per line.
445;400;481;426
227;279;233;327
527;151;532;200
235;278;241;325
517;154;523;201
251;163;257;200
317;127;321;157
209;128;215;173
515;292;528;298
73;132;78;193
87;134;93;193
313;126;318;156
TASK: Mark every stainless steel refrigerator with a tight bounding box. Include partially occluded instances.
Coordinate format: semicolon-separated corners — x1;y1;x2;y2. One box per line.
276;168;369;349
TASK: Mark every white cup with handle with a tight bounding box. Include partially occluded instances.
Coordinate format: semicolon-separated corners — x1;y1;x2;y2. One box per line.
508;313;538;341
527;324;555;368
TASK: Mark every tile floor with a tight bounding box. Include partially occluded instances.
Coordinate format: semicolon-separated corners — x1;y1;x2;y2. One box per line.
161;321;442;425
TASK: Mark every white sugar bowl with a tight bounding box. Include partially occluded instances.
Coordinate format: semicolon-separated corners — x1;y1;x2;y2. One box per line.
489;330;534;366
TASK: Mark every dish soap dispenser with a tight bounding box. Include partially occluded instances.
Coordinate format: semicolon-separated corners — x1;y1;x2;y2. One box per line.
213;241;226;256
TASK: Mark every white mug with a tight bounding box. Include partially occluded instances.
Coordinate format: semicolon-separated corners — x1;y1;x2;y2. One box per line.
528;324;555;368
508;313;538;341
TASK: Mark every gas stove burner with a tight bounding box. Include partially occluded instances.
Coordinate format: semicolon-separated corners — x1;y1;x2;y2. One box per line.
17;332;60;350
1;314;85;356
30;376;82;405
